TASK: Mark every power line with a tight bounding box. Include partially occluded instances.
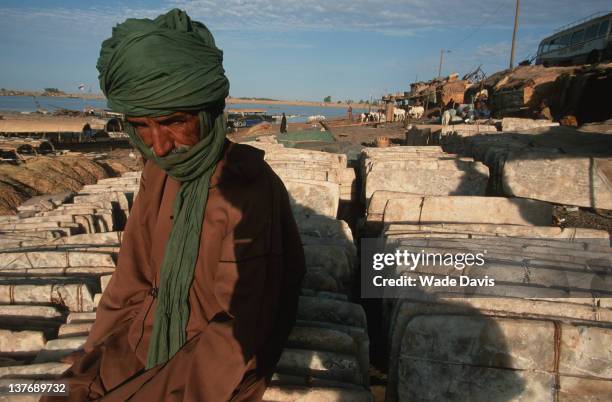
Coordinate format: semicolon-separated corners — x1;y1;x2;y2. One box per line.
447;0;510;52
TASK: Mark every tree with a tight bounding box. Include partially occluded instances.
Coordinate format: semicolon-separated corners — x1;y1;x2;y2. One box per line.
346;99;353;104
43;88;60;93
323;96;332;103
365;100;370;104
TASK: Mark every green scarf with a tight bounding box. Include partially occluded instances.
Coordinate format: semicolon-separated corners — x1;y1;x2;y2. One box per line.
96;9;230;367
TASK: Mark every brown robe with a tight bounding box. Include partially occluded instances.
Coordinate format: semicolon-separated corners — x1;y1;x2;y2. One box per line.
44;140;306;401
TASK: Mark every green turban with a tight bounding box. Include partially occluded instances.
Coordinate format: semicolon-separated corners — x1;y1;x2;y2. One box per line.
97;9;229;368
97;8;229;117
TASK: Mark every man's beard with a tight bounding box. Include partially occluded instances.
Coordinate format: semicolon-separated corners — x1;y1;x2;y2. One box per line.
151;145;192;155
171;145;192;154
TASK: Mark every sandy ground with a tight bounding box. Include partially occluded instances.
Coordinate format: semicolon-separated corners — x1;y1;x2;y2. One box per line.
0;112;107;132
228;117;415;145
554;206;612;235
330;121;409;146
227;120;322;141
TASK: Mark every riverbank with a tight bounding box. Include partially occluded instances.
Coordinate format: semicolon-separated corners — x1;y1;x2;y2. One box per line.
0;92;373;109
0;90;106;100
0;112;107;133
226;97;373;109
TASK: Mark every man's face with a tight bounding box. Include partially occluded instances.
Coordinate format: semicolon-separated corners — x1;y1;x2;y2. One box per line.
127;112;200;157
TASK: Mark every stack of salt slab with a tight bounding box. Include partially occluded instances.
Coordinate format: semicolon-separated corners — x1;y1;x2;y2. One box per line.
0;172;139;251
375;192;612;400
0;173;140;399
501;117;560;132
241;141;372;401
438;118;558;153
437;122;499;152
247;141;359;205
361;146;489;234
441;124;612;209
0;155;372;400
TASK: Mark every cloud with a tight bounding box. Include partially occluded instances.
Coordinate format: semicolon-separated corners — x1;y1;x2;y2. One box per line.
169;0;611;34
0;0;609;39
0;5;168;44
476;42;512;58
475;35;542;59
0;0;608;96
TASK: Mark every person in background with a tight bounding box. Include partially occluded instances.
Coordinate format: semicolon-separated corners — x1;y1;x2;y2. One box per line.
462;105;475;122
475;100;491;119
280;112;287;133
82;123;93;140
445;98;456;111
347;104;353;121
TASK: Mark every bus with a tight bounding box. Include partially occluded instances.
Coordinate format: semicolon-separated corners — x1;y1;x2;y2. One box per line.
536;11;611;66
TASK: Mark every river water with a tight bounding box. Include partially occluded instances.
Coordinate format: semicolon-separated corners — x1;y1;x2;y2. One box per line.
0;96;369;123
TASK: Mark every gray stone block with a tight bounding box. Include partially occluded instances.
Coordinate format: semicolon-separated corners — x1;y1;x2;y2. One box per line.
503;154;612;209
58;323;93;339
284;179;339;219
34;337;86;363
298;296;367;329
0;284;95;312
397;358;554;402
383;195;552;226
262;385;373;402
0;362;70;379
560;325;612;378
277;348;362;385
288;326;357;356
0;330;46;355
364;168;488;200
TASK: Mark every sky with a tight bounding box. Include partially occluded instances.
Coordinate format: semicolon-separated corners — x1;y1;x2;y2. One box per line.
0;0;609;102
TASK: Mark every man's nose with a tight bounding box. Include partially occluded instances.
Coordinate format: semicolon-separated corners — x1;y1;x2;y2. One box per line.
148;120;173;157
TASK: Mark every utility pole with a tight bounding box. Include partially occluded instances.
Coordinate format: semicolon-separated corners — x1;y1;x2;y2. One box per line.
438;49;450;79
509;0;521;69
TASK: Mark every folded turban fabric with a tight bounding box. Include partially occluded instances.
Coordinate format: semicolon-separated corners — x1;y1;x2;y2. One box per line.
97;9;230;368
97;8;229;117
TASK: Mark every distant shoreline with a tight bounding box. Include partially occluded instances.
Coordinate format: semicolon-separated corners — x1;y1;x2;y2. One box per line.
0;91;106;100
0;92;374;109
226;97;373;109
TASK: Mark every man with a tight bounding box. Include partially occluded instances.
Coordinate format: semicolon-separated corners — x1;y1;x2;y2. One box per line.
474;100;491;120
445;98;456;111
280;112;287;133
82;123;93;141
347;104;353;121
44;9;305;401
